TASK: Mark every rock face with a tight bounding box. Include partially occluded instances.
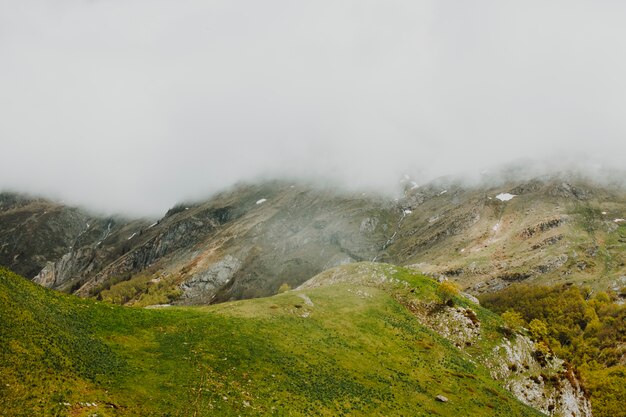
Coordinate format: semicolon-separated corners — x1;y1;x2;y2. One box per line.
0;192;145;282
487;336;592;417
180;255;242;303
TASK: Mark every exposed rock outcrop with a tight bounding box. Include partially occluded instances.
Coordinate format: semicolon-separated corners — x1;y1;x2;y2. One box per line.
180;255;242;303
487;336;592;417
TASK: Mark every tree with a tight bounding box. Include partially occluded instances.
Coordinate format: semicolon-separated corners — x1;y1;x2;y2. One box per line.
502;310;526;332
529;318;549;341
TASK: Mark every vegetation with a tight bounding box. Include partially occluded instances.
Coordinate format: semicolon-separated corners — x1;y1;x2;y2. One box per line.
0;266;544;417
501;310;525;333
481;283;626;417
436;280;460;305
574;205;604;234
98;273;182;307
277;282;291;294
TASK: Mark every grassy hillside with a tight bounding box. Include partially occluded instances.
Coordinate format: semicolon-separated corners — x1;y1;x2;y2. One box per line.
0;266;544;417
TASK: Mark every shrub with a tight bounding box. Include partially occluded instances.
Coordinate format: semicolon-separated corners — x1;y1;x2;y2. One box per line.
529;319;549;341
277;283;291;294
436;280;459;305
502;310;526;332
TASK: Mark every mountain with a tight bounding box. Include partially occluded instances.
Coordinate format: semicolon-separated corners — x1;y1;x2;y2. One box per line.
31;181;397;303
2;173;624;415
3;174;623;307
385;175;626;295
0;264;590;416
0;192;148;284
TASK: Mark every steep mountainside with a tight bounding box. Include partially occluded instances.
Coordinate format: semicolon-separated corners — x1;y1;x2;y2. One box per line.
386;177;626;294
0;264;590;416
1;174;625;305
34;182;398;303
0;192;148;280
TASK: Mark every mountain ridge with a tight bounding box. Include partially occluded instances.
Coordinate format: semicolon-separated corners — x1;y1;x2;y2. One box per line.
1;173;624;306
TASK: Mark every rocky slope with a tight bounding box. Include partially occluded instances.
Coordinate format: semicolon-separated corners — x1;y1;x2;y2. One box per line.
2;174;625;305
385;176;626;295
0;192;147;280
33;181;397;303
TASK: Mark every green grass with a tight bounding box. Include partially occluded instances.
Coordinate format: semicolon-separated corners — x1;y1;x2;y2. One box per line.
0;266;544;417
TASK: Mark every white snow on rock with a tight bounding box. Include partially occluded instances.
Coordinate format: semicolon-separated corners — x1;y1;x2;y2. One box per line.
148;222;158;228
256;199;267;205
439;189;448;195
615;218;625;223
403;209;413;215
602;211;607;215
127;232;137;240
496;193;516;202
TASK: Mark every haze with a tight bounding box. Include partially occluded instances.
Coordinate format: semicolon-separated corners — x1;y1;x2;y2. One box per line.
1;1;625;216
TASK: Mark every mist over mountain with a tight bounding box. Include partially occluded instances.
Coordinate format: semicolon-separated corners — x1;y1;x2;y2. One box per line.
2;1;626;216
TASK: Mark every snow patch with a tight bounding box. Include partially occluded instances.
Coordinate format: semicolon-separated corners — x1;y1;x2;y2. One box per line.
496;193;516;202
614;218;625;223
439;189;448;195
127;232;137;240
256;199;267;205
148;222;158;228
403;209;412;215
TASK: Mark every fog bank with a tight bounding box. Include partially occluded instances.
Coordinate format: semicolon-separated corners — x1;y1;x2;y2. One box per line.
1;1;625;215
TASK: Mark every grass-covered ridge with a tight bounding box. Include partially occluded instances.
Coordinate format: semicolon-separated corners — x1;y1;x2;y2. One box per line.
0;265;544;417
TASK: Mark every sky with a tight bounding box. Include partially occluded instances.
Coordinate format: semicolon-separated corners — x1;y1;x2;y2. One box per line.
1;1;625;216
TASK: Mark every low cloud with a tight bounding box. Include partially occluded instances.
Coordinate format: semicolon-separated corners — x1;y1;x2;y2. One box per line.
1;1;625;216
